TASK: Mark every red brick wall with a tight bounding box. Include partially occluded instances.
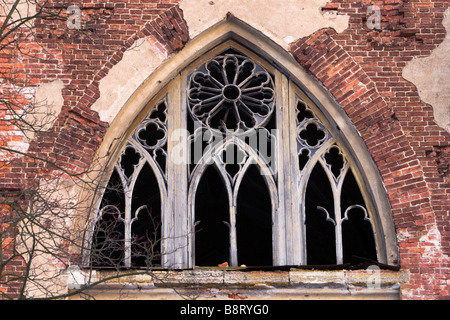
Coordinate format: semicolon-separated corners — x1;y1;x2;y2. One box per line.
292;0;450;299
1;0;449;299
0;0;188;299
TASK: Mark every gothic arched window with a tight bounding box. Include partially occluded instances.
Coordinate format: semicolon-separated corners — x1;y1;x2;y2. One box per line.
88;43;383;270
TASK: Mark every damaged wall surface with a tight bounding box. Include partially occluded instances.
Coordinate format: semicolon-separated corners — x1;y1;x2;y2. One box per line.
403;8;450;132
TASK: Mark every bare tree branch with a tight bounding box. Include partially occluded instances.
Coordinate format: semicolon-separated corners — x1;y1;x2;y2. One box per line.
0;1;173;300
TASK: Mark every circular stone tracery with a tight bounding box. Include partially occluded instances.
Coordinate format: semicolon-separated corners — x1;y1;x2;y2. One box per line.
187;53;275;132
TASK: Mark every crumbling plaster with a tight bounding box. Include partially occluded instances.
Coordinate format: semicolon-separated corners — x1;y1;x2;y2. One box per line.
91;38;164;124
0;0;36;25
27;79;64;140
92;0;350;125
403;8;450;133
0;80;63;161
179;0;349;49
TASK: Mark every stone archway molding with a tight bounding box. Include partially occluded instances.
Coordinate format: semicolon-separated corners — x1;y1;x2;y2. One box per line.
78;14;399;267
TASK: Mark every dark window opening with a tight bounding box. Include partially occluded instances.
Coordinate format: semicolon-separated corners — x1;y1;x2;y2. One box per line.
324;146;345;178
299;123;326;147
195;166;230;266
298;149;310;171
236;165;273;267
92;161;162;269
130;163;162;268
92;169;126;267
120;147;141;178
341;170;377;265
91;208;125;268
305;163;336;265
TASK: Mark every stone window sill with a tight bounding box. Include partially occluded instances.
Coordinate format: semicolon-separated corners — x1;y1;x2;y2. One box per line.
68;267;408;300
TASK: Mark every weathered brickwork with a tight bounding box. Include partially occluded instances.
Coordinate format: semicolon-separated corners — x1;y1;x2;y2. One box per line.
1;0;449;299
292;0;449;299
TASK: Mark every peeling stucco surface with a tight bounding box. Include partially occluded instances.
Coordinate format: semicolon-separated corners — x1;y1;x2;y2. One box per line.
403;8;450;132
91;38;164;124
179;0;349;50
29;80;64;135
92;1;349;125
0;0;36;25
1;80;64;159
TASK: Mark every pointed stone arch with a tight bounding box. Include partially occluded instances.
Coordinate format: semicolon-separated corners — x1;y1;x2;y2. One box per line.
77;15;398;267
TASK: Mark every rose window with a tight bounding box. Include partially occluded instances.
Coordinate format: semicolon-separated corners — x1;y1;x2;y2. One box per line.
187;52;275;132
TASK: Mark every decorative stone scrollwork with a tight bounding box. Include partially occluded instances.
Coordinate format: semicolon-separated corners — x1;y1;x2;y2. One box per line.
132;101;168;175
323;144;346;179
295;94;376;265
219;143;249;185
296;99;329;149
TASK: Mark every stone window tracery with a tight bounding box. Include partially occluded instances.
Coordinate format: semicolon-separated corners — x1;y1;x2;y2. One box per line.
88;45;379;270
